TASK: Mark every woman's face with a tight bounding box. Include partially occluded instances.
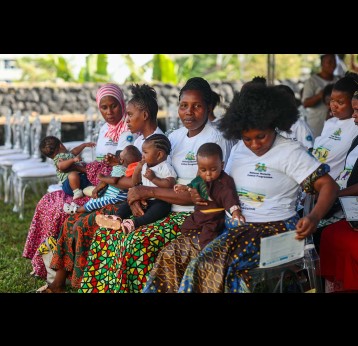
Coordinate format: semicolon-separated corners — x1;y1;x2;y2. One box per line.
99;96;123;125
178;90;209;137
126;102;147;133
241;128;276;156
352;98;358;125
330;90;353;120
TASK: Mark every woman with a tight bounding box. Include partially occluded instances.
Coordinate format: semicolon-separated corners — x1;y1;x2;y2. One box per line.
302;54;338;139
23;83;135;279
40;84;164;292
145;82;337;293
311;73;358;180
79;77;235;293
318;90;358;292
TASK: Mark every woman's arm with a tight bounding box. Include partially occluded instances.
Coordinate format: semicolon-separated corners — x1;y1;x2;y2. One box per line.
112;176;133;190
295;174;338;240
127;185;194;206
303;91;324;108
338;183;358;197
132;160;144;186
98;173;120;186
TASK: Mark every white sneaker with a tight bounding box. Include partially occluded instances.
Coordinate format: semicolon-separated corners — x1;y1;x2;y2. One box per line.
73;189;84;200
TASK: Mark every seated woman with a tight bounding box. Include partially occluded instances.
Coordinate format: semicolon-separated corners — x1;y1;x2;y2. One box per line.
160;82;337;293
311;73;358;180
39;84;166;292
78;77;236;293
318;89;358;292
23;83;135;279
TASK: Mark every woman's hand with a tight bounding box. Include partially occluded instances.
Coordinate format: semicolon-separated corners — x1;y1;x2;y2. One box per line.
85;142;96;148
295;215;320;240
188;187;208;206
127;185;145;205
174;184;189;193
130;200;145;217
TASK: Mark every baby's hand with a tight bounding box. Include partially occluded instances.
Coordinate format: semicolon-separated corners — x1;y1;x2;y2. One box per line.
74;155;81;163
232;210;245;225
174;184;189;193
104;153;119;166
144;168;156;181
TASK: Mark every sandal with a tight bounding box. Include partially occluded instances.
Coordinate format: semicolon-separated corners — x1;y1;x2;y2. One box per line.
95;214;122;230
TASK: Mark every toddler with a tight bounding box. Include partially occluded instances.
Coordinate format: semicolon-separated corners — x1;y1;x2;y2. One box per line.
64;145;142;214
95;134;177;233
39;136;95;199
175;142;244;248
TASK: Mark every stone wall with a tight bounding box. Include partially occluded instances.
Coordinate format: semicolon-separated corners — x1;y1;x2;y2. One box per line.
0;80;305;117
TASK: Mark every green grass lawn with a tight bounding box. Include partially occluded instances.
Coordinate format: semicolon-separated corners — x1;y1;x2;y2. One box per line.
0;194;47;293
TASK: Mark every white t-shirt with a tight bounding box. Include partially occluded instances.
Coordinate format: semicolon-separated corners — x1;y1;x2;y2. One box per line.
225;135;321;223
95;123;120;160
116;131;139;151
133;127;164;152
142;161;177;200
313;117;358;180
168;122;235;212
279;118;314;150
335;145;358;189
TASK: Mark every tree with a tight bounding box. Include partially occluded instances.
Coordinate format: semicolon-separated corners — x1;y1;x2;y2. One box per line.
78;54;110;82
16;55;75;82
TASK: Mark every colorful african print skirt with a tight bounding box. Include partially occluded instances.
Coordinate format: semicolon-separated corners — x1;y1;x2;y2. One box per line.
79;212;191;293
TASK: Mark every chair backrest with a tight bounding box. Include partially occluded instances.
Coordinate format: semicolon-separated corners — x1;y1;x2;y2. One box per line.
46;116;61;139
3;109;12;149
30;114;42;159
21;113;31;156
12;111;22;150
84;106;96;142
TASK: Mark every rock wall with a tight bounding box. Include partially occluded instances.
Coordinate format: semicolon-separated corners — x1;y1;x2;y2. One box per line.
0;80;305;117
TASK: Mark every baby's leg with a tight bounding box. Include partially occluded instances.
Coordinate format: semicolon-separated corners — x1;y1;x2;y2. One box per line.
68;171;81;191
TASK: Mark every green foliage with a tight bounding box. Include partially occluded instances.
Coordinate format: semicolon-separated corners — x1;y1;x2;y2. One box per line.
152;54;178;84
0;195;46;293
78;54;110;82
16;55;75;82
121;54;148;83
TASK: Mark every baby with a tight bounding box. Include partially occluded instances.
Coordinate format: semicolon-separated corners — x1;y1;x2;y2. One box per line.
175;142;245;248
95;134;177;233
39;136;95;199
63;145;142;214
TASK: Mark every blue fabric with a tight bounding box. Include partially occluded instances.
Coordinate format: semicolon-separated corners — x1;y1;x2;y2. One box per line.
62;173;91;195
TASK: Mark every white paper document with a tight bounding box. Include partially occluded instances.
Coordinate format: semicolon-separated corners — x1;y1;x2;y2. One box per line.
259;231;304;268
339;197;358;221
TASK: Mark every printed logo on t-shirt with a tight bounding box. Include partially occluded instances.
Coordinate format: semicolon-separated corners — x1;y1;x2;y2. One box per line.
313;146;330;162
185;151;196;160
329;128;342;141
126;134;134;143
238;187;265;210
181;151;197;166
247;162;272;179
306;135;313;142
255;163;267;172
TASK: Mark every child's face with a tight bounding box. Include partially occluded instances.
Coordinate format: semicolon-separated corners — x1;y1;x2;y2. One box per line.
330;90;353;120
141;142;163;167
197;154;223;183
